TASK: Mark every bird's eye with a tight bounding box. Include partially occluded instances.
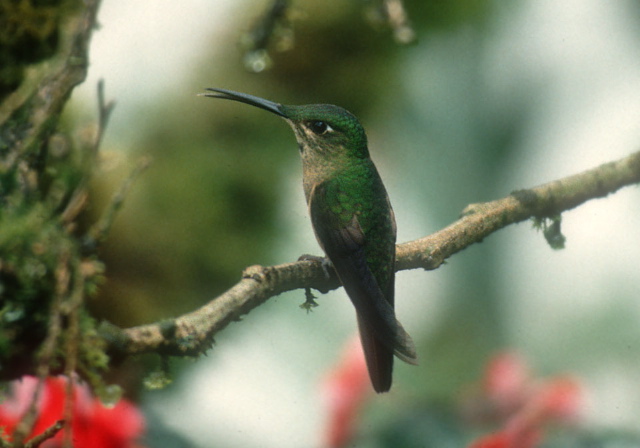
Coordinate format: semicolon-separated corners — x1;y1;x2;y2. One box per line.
308;120;333;135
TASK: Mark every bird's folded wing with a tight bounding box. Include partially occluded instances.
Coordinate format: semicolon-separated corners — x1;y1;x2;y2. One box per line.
308;181;417;364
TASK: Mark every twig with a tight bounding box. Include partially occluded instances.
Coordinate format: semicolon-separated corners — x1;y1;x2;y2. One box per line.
383;0;416;44
24;420;65;448
94;79;116;156
85;156;152;249
106;149;640;357
61;79;117;226
241;0;291;72
245;0;290;53
12;249;71;445
61;263;86;448
365;0;416;45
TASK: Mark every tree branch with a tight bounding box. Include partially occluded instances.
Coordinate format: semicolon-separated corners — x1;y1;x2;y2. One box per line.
105;149;640;358
0;0;101;167
397;149;640;270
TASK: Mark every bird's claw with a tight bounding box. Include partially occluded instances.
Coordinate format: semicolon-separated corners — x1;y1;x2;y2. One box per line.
298;254;333;279
300;287;319;313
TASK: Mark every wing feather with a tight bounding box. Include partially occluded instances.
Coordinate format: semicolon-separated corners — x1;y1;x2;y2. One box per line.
308;181;417;368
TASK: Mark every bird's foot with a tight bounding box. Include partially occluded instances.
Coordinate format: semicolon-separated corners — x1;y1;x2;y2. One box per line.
298;255;334;308
298;254;334;279
300;287;319;313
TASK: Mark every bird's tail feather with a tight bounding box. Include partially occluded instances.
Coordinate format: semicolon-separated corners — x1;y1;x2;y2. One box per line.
357;315;393;393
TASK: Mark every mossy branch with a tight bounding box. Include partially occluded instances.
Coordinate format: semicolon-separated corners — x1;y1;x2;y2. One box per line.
0;0;115;402
106;149;640;357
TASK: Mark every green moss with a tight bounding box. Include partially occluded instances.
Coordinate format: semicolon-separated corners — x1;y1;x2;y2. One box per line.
0;0;64;98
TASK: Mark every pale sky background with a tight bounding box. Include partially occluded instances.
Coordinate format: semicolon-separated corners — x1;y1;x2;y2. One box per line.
72;0;640;446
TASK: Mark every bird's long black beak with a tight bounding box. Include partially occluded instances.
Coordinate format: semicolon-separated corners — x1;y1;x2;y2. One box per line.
199;88;286;117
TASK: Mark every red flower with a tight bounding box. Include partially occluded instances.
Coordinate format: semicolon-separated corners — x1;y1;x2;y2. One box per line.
468;428;541;448
466;352;582;448
468;431;511;448
483;352;530;416
321;336;372;448
0;376;145;448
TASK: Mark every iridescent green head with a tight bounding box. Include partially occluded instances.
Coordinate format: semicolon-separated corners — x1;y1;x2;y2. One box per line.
200;88;369;161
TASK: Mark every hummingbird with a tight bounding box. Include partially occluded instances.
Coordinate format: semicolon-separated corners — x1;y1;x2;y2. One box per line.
201;88;417;392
